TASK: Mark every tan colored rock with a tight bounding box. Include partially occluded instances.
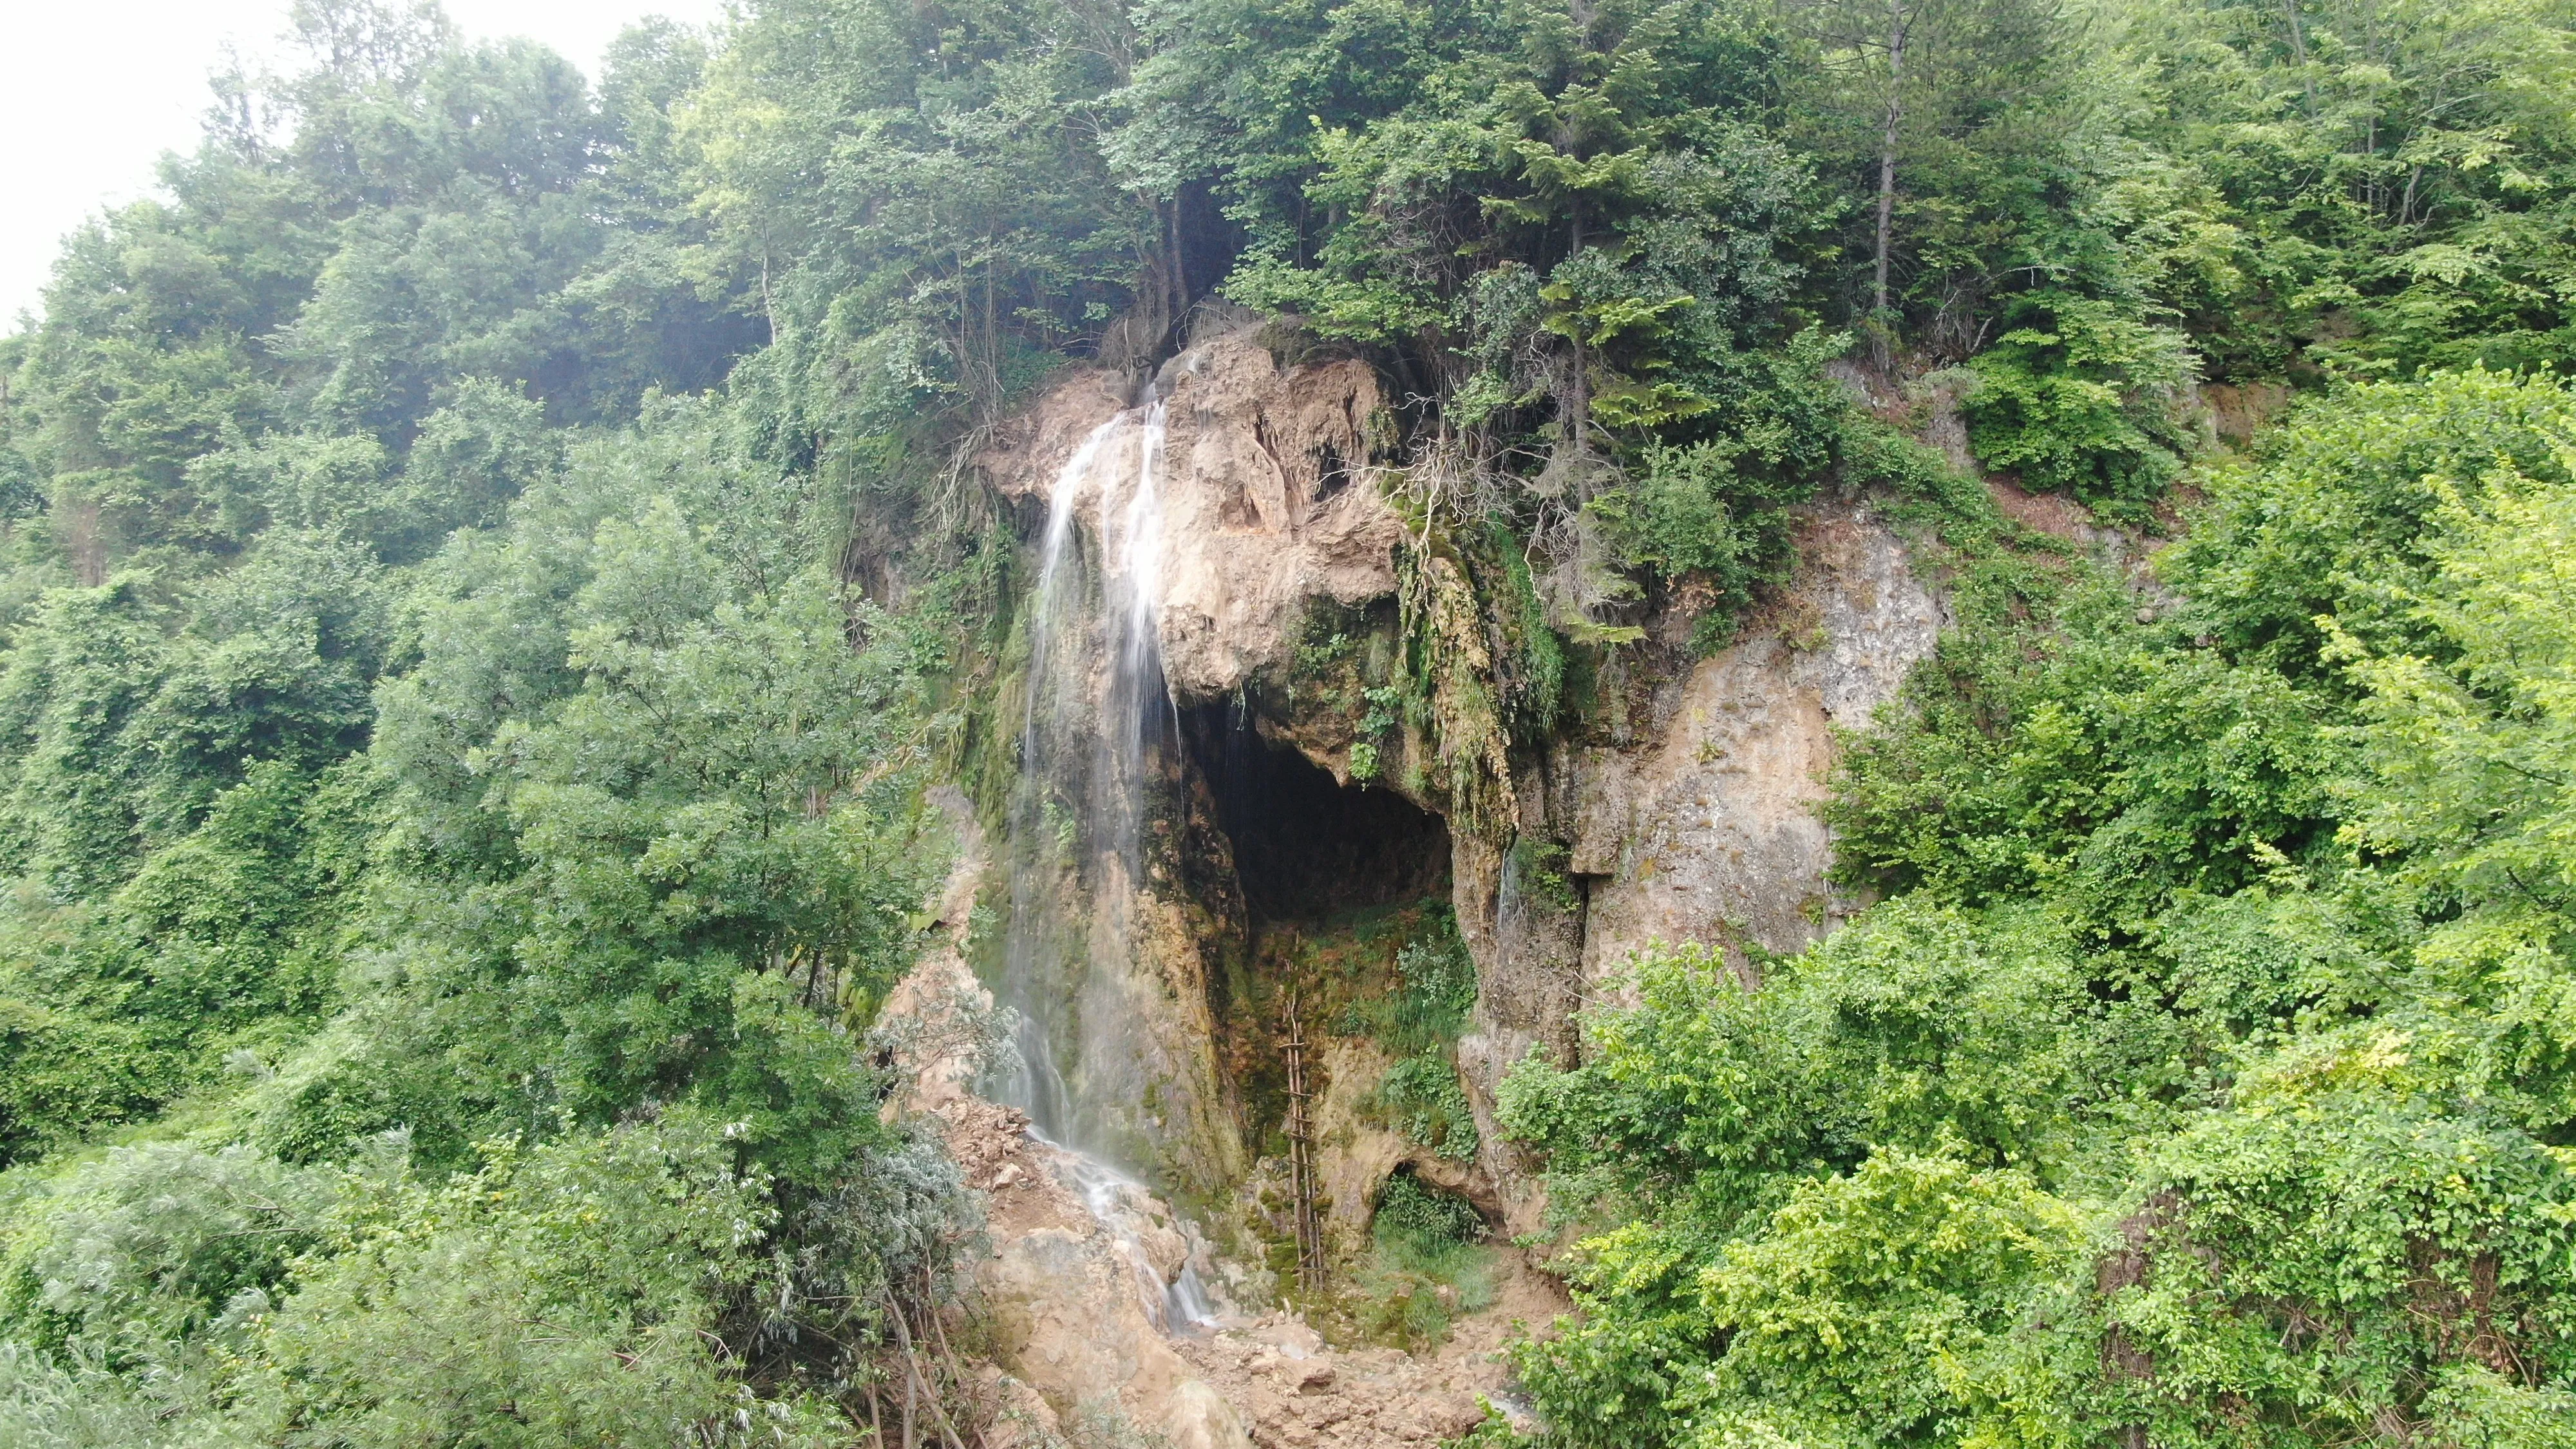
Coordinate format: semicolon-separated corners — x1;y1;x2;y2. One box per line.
1305;1035;1502;1251
871;941;1252;1449
983;1370;1063;1448
1565;504;1940;983
1280;1358;1337;1394
915;326;1955;1446
1311;1036;1408;1240
1151;335;1402;706
1250;1319;1327;1359
929;1099;1252;1449
875;785;994;1116
1166;1380;1260;1449
1454;501;1943;1233
980;326;1405;714
1167;1260;1551;1449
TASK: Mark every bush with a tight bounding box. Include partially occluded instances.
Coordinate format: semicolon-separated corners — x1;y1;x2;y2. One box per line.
1376;1052;1479;1160
1965;293;2194;513
1349;1173;1493;1351
1372;1171;1484;1255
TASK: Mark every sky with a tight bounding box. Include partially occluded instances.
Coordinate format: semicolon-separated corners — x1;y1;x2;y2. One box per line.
0;0;730;332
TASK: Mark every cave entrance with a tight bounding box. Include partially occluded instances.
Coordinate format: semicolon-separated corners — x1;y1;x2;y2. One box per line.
1182;703;1451;923
1181;702;1454;1198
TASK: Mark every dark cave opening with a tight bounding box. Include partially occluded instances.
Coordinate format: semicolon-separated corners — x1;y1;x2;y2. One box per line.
1182;703;1450;922
1174;179;1247;310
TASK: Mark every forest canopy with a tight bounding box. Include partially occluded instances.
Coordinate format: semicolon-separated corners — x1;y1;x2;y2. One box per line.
3;0;2576;1443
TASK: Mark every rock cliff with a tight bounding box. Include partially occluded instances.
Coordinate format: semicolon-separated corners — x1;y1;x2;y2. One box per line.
884;322;1949;1441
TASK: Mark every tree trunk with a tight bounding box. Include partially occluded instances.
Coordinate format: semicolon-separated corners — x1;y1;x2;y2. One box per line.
2282;0;2317;116
1873;0;1908;323
1170;194;1191;323
1568;202;1591;433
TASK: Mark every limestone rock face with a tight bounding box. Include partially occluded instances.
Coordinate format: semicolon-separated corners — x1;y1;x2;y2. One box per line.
1305;1036;1504;1254
1564;507;1942;982
909;323;1953;1435
942;1098;1254;1449
980;327;1405;708
1150;336;1402;705
876;797;1251;1448
1452;505;1942;1231
970;325;1949;1221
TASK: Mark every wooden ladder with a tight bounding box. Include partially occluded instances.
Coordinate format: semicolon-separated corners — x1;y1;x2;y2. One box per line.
1283;989;1325;1292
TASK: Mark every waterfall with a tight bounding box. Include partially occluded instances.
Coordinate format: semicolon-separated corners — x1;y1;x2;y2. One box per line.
992;412;1120;1135
1101;394;1174;887
992;388;1218;1333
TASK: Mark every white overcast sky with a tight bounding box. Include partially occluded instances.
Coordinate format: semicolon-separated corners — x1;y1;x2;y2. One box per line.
1;0;732;332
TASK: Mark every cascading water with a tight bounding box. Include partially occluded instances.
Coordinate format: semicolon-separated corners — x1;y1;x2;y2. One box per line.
1103;395;1176;884
990;413;1117;1135
992;388;1218;1333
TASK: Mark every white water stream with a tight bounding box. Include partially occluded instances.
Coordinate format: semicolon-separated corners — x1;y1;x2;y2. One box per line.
992;388;1218;1334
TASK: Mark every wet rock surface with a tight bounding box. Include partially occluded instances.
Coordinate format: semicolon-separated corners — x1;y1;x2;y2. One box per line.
939;1096;1256;1449
922;1084;1558;1449
929;325;1957;1437
981;325;1405;714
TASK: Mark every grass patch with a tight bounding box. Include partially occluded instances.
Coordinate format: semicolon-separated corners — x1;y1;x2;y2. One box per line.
1342;1172;1493;1350
1339;907;1474;1056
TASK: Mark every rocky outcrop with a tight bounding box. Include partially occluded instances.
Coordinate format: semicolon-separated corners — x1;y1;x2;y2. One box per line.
1307;1036;1504;1252
1153;336;1405;705
913;319;1956;1427
981;327;1405;709
1450;504;1943;1231
1563;507;1941;981
1167;1278;1562;1449
972;321;1956;1224
881;800;1255;1449
947;1097;1255;1449
963;326;1418;1195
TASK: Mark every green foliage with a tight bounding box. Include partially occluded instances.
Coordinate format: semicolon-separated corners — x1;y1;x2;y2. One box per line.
240;1115;783;1448
1345;908;1477;1056
1509;835;1578;914
296;417;937;1180
1824;574;2345;925
699;0;1157;426
1499;902;2088;1235
0;755;378;1161
2112;0;2576;381
0;1142;333;1354
6;0;743;578
15;0;2576;1440
1348;1172;1493;1350
0;12;981;1435
0;1111;947;1447
1963;296;2195;512
0;536;392;900
1488;524;1567;737
1376;1052;1481;1161
1341;911;1482;1159
1583;439;1815;651
1676;1147;2085;1447
2101;1052;2576;1445
2326;437;2576;1134
1499;375;2576;1446
1373;1171;1484;1252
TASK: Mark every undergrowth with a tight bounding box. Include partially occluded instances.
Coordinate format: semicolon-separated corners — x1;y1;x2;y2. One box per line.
1344;909;1481;1160
1342;1173;1493;1352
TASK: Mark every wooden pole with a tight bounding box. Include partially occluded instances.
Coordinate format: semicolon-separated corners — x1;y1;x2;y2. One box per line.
1283;990;1325;1292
